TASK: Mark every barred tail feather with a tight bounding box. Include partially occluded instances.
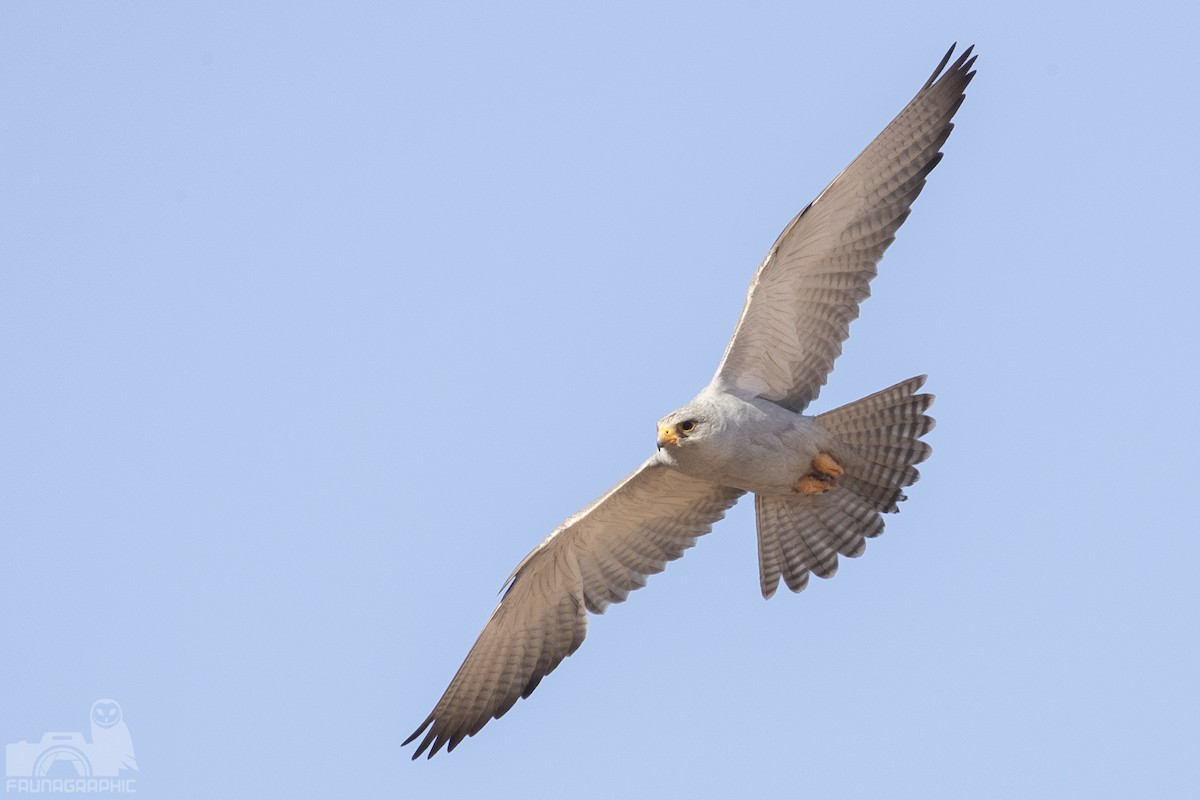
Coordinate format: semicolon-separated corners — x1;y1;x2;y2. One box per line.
755;376;935;599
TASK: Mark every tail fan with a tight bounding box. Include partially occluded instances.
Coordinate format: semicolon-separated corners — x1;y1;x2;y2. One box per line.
755;376;935;598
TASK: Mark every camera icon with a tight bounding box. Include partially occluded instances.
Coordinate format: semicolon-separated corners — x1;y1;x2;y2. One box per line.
5;732;94;778
5;700;137;778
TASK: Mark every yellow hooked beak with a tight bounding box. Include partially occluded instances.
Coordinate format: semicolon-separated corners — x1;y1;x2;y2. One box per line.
656;426;679;450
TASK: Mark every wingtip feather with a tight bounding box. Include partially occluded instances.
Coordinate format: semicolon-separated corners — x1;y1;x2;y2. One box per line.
926;43;979;93
403;715;432;748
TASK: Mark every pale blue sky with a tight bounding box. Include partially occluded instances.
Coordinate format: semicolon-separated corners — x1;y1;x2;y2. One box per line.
2;2;1197;798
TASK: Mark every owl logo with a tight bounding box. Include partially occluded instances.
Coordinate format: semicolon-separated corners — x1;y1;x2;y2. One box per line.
87;699;138;774
4;699;138;778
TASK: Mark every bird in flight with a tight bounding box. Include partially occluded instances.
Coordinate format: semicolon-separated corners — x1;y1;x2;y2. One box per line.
406;44;976;759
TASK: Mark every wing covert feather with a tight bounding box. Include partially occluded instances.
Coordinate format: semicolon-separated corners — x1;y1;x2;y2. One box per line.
404;461;743;758
713;45;976;411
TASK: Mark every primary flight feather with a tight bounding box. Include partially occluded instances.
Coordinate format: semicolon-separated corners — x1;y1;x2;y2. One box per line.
405;44;976;759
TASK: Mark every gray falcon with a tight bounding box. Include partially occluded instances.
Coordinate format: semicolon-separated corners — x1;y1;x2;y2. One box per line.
406;44;976;759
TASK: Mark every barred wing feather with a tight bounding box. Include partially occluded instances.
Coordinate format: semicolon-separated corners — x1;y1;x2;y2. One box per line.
404;461;743;758
713;45;976;411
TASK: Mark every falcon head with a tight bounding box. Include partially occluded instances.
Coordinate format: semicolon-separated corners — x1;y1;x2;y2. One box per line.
656;408;707;450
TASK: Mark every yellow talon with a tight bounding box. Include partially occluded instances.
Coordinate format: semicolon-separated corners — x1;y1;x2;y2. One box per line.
793;453;844;494
812;452;844;478
795;475;835;495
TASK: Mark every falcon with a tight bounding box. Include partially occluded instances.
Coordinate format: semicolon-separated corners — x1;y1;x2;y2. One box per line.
406;44;976;758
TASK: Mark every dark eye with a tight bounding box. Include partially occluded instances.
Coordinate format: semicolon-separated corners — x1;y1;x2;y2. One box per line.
679;420;696;433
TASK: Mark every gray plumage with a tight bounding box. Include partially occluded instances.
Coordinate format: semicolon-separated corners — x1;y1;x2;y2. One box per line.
755;376;935;598
406;44;975;759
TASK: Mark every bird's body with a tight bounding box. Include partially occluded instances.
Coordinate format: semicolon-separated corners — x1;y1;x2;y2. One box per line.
406;44;976;759
656;388;832;496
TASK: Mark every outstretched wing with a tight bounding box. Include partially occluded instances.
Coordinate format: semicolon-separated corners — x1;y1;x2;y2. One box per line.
712;45;976;412
404;461;744;758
